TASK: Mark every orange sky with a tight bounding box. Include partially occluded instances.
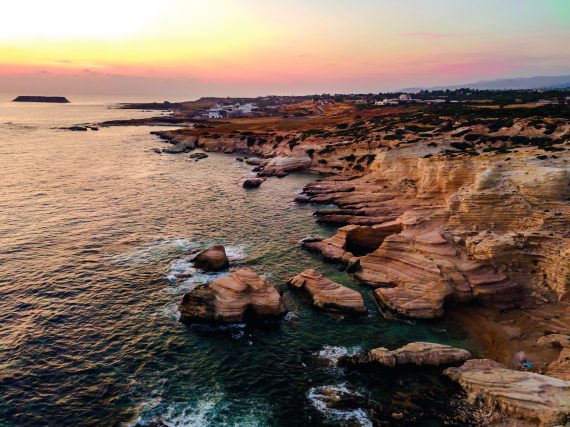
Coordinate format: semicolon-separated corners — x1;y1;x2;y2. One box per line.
1;0;569;98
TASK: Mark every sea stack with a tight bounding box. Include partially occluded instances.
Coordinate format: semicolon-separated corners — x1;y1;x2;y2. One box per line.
179;268;287;323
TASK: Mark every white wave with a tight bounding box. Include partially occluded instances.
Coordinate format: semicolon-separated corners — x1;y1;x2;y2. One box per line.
114;238;198;265
134;393;271;427
160;302;181;322
163;270;228;295
166;258;196;283
224;244;248;261
283;311;299;322
315;345;362;367
307;384;372;427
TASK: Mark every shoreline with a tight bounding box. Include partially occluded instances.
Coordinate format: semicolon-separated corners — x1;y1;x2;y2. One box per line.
129;100;568;368
98;98;569;425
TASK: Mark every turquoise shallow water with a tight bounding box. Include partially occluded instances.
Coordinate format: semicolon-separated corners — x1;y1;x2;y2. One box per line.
0;101;476;426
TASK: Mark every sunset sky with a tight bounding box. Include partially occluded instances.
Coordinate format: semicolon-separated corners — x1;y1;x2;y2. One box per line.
1;0;569;99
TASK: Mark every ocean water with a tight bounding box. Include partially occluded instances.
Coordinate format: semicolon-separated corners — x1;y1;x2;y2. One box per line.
0;100;476;426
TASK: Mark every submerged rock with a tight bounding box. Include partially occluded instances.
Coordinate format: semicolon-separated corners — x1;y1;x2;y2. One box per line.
444;359;570;426
342;342;472;368
245;157;268;166
179;268;287;323
288;269;366;314
189;152;209;161
242;177;266;189
308;384;382;426
192;245;229;272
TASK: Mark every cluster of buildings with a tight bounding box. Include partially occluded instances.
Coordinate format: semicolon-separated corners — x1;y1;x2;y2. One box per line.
537;96;570;106
205;102;258;119
374;94;447;106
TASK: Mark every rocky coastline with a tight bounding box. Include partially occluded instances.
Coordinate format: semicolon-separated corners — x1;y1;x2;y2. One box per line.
109;98;569;425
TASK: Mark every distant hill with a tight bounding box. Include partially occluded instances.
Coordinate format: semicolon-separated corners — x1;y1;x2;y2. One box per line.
402;75;570;92
13;96;70;103
548;81;570;89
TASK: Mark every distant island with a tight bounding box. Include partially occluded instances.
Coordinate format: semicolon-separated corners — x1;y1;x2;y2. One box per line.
13;96;70;103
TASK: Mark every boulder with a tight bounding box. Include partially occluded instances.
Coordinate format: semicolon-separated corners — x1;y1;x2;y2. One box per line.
192;245;229;271
179;268;287;323
242;178;266;189
342;342;471;367
260;154;311;176
444;359;570;426
288;269;367;314
245;158;268;166
162;141;194;154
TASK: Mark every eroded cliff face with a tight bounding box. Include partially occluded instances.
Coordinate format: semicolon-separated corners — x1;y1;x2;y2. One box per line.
302;145;569;318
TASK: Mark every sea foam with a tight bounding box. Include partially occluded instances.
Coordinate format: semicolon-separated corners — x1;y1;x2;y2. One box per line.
307;384;373;427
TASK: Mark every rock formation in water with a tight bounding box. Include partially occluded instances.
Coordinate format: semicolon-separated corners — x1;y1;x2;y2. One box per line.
179;268;287;323
13;96;70;103
242;177;266;189
288;269;367;314
192;245;229;271
444;359;570;426
342;342;472;367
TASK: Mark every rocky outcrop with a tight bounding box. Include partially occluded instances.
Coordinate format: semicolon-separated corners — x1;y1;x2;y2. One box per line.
192;245;229;271
242;177;266;189
288;269;366;314
444;359;570;427
259;153;311;176
179;268;287;323
342;342;471;367
299;142;569;318
151;131;198;154
537;335;570;381
537;334;570;350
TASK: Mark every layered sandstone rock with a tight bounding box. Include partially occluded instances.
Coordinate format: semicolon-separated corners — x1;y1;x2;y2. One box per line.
179;268;287;323
299;144;568;318
288;269;366;314
342;342;472;368
192;245;229;272
444;359;570;426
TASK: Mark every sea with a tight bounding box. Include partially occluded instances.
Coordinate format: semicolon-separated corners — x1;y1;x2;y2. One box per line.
0;98;476;426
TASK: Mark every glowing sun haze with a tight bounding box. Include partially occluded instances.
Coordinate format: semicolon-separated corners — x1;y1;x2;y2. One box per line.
1;0;569;99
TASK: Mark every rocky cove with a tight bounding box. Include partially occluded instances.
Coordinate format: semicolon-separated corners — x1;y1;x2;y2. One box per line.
114;98;570;426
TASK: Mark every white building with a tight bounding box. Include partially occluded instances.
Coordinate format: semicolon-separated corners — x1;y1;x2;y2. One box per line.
237;103;257;115
207;103;257;118
207;107;228;119
399;93;413;101
376;98;399;106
